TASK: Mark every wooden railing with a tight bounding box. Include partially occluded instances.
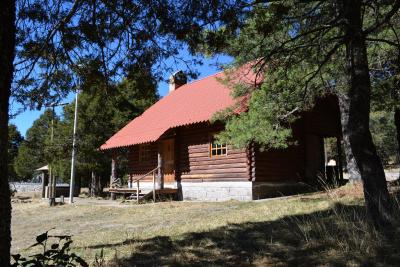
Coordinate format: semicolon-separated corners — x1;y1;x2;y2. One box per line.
132;166;160;203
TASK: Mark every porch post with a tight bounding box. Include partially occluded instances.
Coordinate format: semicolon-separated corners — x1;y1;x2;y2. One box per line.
128;174;133;188
157;151;163;189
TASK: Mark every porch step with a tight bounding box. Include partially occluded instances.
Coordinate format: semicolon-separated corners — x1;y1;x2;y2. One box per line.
109;188;141;194
110;188;179;203
141;188;179;202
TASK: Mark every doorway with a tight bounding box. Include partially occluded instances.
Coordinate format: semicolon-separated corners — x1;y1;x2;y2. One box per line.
161;139;175;183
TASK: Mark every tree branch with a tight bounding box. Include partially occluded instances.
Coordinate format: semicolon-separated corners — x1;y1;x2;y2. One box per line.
302;40;344;99
19;0;82;84
365;37;400;48
364;0;400;35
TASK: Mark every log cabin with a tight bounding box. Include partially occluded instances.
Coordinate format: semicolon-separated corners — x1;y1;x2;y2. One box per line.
100;67;342;201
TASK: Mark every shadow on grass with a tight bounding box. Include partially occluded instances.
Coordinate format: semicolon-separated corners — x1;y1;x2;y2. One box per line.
84;200;400;267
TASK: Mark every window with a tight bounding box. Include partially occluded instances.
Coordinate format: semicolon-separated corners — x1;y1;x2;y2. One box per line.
139;143;151;162
210;139;227;157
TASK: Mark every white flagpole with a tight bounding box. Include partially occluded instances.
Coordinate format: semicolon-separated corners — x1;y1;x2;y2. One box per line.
69;89;79;204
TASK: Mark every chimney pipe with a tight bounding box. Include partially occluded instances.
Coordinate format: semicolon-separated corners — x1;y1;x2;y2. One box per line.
169;70;187;93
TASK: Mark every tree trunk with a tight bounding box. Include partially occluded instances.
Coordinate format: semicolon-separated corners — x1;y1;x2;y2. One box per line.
90;171;102;197
110;157;117;187
338;109;362;183
96;174;102;196
0;0;16;266
90;171;94;197
339;0;392;228
395;108;400;167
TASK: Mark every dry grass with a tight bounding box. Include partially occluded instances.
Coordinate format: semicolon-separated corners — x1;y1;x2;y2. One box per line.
11;184;400;266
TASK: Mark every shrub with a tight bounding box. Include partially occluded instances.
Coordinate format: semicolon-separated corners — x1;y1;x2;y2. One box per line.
11;229;88;267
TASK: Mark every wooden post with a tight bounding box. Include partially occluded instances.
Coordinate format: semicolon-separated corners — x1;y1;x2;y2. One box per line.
136;180;140;204
128;174;133;188
157;151;163;189
153;171;156;202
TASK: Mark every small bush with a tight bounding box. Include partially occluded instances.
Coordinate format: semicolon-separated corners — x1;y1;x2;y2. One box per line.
11;229;88;267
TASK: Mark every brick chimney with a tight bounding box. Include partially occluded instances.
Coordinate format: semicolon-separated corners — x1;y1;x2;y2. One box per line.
169;70;187;93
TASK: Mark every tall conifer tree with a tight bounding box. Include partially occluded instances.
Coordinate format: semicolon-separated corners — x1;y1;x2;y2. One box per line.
167;0;400;227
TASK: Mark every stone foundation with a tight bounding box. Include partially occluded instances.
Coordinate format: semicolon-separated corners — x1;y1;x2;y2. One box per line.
180;181;253;201
125;181;314;201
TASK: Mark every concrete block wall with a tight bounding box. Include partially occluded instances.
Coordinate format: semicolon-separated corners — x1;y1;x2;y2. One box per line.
137;181;313;201
10;182;42;193
180;181;253;201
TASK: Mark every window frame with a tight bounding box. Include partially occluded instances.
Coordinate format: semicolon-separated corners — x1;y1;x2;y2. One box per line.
209;134;228;158
138;143;151;162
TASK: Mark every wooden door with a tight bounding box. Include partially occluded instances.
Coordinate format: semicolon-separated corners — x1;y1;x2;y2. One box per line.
161;139;175;183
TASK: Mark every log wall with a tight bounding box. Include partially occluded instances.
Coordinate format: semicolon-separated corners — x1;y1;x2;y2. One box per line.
254;120;306;183
254;95;341;183
176;123;250;182
128;142;158;181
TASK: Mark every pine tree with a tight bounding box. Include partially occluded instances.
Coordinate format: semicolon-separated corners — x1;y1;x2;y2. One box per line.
1;1;197;264
171;0;400;228
49;63;158;194
14;110;56;180
0;1;15;264
7;124;24;181
368;15;400;167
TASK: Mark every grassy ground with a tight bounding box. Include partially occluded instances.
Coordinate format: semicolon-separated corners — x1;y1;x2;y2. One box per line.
11;184;400;266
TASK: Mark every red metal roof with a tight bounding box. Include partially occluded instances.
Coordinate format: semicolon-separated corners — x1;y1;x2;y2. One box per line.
100;67;259;150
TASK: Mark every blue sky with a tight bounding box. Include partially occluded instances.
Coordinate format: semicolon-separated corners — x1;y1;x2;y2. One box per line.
10;54;232;136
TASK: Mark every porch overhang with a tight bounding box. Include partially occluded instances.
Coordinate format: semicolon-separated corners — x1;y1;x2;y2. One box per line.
100;126;169;150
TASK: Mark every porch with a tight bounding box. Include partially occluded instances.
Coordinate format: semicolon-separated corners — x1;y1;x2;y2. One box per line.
109;138;179;203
